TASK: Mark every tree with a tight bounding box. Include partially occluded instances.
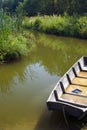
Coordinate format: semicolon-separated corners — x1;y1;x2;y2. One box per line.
23;0;41;16
1;0;24;12
0;0;87;15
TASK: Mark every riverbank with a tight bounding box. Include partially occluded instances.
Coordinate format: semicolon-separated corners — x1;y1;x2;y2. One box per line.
0;12;87;63
23;15;87;39
0;10;34;63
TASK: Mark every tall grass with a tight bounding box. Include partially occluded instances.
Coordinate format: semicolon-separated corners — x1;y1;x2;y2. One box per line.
0;9;32;63
23;15;87;39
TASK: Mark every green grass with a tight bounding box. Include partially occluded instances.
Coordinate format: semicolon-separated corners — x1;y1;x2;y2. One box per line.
23;15;87;39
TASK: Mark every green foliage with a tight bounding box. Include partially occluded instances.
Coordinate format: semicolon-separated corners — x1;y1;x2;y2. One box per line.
23;15;87;39
0;35;28;62
0;9;32;63
1;0;87;16
78;16;87;38
0;0;23;12
21;0;87;16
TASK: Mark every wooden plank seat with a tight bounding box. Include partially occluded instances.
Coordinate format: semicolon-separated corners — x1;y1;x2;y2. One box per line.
54;89;87;108
65;84;87;97
77;71;87;78
61;93;87;106
59;83;87;106
72;77;87;86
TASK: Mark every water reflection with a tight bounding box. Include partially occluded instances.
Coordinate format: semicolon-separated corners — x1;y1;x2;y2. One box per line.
30;31;87;75
0;62;59;130
0;31;87;129
0;32;87;91
24;64;39;80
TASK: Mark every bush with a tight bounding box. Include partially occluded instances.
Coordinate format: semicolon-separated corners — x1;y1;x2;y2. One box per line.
78;16;87;38
0;9;31;63
24;15;87;39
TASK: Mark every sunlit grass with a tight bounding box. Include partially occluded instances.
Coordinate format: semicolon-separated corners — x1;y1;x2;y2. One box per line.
23;15;87;39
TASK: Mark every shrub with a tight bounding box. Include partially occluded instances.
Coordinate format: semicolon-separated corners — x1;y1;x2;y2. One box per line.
0;9;32;63
24;15;87;39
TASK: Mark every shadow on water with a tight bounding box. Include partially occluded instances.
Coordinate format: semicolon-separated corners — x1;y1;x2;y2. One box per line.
34;107;87;130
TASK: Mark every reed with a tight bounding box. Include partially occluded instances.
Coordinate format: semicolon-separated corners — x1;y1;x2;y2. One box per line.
0;9;32;62
23;15;87;39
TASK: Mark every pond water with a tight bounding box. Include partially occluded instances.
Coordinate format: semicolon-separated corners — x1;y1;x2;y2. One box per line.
0;32;87;130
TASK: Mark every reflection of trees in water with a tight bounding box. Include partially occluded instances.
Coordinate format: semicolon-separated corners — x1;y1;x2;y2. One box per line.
0;31;87;93
0;61;39;93
31;31;87;76
29;44;79;77
0;58;36;93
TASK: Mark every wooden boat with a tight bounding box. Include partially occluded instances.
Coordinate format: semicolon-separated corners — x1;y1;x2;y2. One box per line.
47;56;87;119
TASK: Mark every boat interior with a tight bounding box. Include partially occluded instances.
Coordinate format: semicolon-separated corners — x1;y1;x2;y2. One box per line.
52;57;87;107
